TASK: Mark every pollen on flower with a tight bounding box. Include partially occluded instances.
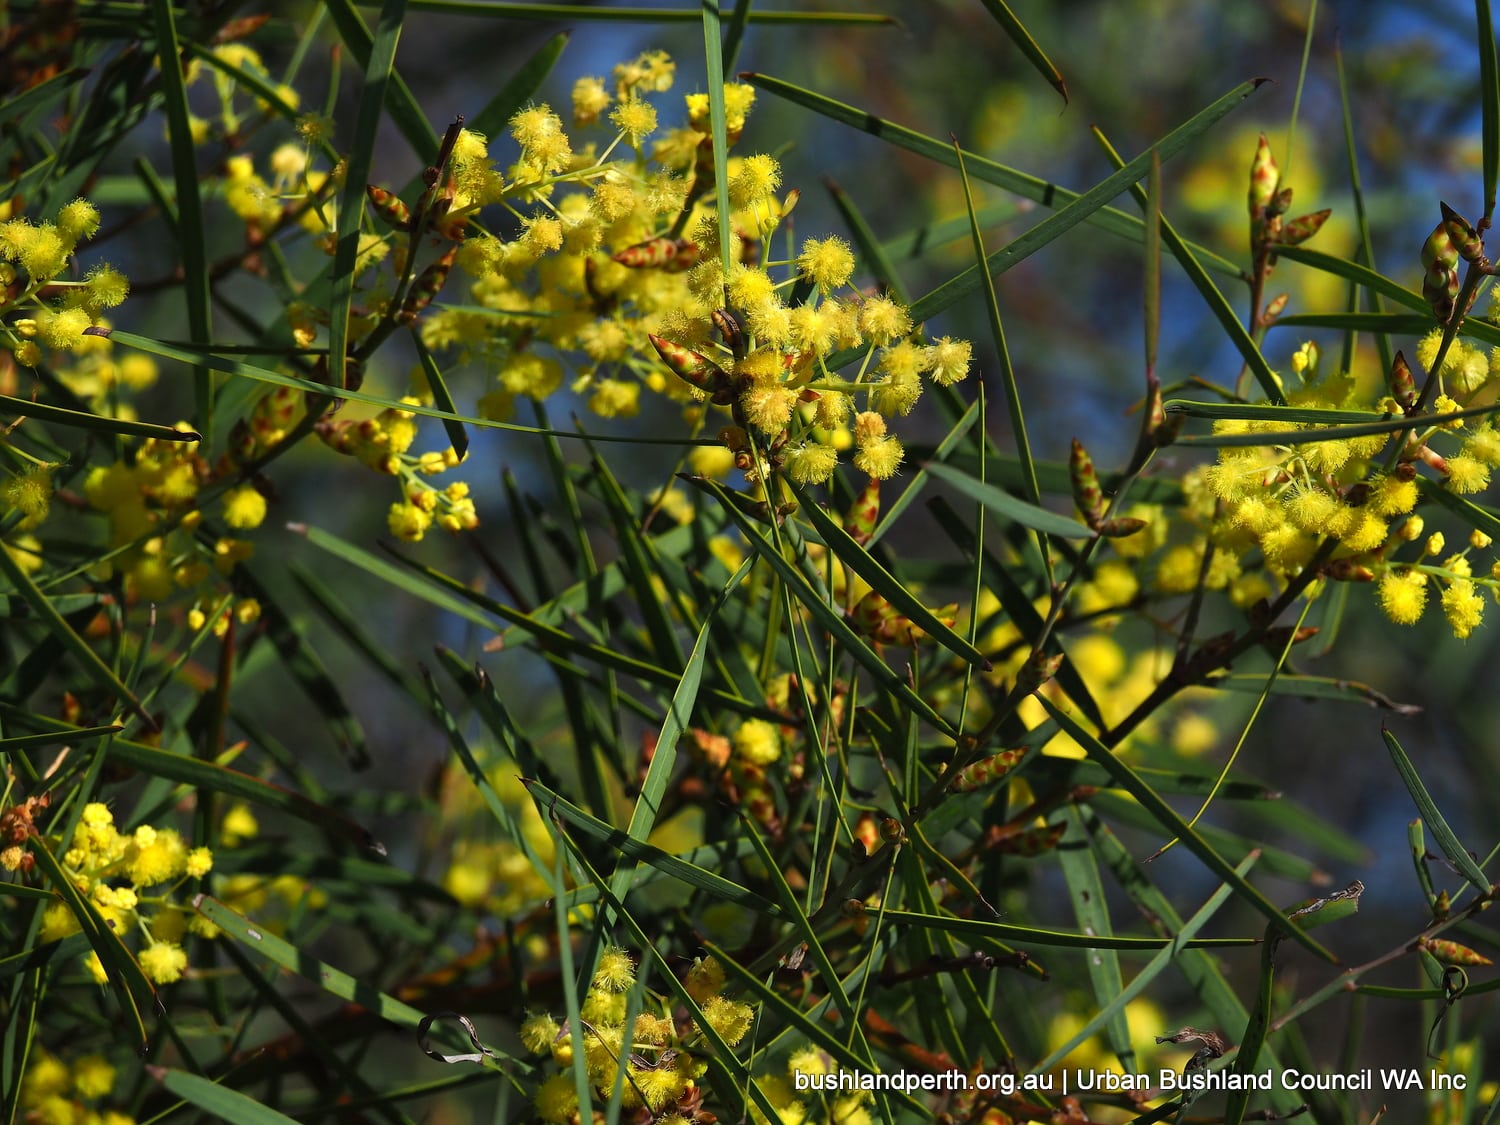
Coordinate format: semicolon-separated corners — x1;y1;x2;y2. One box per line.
139;942;188;984
610;97;657;146
571;75;611;125
1377;569;1428;625
1441;579;1485;638
1446;454;1490;493
592;946;637;992
221;485;267;529
795;236;855;291
783;442;839;486
853;434;903;479
733;718;781;765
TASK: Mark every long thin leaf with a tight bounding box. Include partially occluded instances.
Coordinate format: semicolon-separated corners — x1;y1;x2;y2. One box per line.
521;780;784;916
327;0;408;396
1479;0;1500;221
977;0;1067;102
1033;851;1259;1074
0;548;152;728
0;393;200;442
392;1;894;24
608;556;754;907
744;73;1246;281
703;481;958;736
1038;696;1336;961
923;461;1093;539
1382;726;1490;894
953;139;1051;577
793;487;990;668
151;1070;302;1125
149;0;214;440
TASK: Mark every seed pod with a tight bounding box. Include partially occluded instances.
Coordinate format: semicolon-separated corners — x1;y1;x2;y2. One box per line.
1017;649;1064;694
397;246;457;325
612;235;682;269
1153;412;1187;448
849;590;910;645
1281;208;1331;247
648;333;730;398
1097;516;1149;538
1423;263;1459;323
1419;938;1493;967
1069;438;1104;528
659;239;701;274
712;307;746;359
843;478;880;546
1325;559;1375;582
1248;134;1278;219
951;748;1025;793
1421;221;1459;272
1388;350;1416;411
992;822;1066;857
1440;201;1484;262
366;184;412;231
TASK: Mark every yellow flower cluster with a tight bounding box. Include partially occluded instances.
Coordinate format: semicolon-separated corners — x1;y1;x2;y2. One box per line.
1121;338;1500;638
0;199;126;368
23;802;212;986
522;952;753;1124
20;1047;135;1125
317;394;478;542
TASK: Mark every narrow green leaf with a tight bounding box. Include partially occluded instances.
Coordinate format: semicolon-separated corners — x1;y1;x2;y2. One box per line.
609;555;754;905
1415;476;1500;542
1223;918;1277;1125
1382;726;1491;894
906;80;1267;326
151;1069;302;1125
324;0;437;161
396;1;895;23
793;486;990;669
1274;310;1500;348
703;481;958;736
1165;399;1389;424
235;565;370;770
1038;696;1337;961
289;562;421;701
1096;128;1283;403
1056;807;1133;1068
0;547;152;728
953;139;1050;575
521;780;783;915
0;725;120;753
411;332;467;460
193;895;489;1060
1479;0;1500;221
877;909;1254;949
977;0;1067;102
702;1;733;275
149;0;214;440
325;0;409;397
1033;851;1259;1074
0;705;380;850
1205;671;1421;716
1;390;200;442
28;838;151;1048
0;68;87;127
1272;244;1429;312
744;73;1245;281
923;461;1093;539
